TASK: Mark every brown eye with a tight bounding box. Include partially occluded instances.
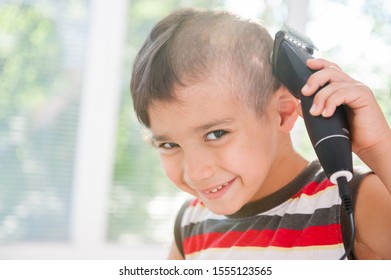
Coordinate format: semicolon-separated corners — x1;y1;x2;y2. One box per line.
206;130;227;141
159;142;179;149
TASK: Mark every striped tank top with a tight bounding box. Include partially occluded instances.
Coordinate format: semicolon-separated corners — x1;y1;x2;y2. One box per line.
174;161;368;260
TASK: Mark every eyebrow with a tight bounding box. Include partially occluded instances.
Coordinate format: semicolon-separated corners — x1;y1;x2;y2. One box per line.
194;118;234;132
151;134;170;143
151;118;234;142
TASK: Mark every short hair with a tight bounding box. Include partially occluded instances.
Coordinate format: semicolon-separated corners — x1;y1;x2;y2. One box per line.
130;8;281;127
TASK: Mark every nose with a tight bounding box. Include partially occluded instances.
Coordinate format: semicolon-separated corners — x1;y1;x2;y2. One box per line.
183;148;214;185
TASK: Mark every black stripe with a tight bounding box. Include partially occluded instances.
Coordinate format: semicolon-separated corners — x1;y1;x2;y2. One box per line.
174;199;192;258
182;205;340;239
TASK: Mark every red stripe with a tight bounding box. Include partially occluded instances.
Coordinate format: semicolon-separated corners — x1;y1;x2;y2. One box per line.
190;198;205;207
190;199;199;207
292;179;334;199
183;224;342;255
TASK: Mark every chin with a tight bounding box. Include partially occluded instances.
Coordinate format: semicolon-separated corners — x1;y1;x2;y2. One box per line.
204;201;243;216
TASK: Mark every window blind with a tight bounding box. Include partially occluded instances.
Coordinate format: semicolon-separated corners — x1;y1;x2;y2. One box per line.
0;0;89;243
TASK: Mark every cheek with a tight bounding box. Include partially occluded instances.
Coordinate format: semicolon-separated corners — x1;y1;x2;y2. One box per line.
160;155;180;184
226;130;278;174
229;145;272;173
160;155;197;195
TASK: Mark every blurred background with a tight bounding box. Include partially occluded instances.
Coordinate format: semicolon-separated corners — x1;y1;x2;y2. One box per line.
0;0;390;259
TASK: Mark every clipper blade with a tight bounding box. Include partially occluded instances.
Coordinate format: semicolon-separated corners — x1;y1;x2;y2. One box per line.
281;23;318;54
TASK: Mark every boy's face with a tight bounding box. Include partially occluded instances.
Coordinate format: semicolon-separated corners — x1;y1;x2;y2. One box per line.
148;79;283;215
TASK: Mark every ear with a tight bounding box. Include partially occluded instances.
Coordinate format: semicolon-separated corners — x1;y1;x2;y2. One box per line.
276;86;299;132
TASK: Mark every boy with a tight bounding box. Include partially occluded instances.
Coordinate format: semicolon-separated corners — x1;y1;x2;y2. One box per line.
130;8;391;259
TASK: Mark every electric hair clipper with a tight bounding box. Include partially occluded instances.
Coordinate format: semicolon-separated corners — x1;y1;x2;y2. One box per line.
271;26;355;259
271;25;353;185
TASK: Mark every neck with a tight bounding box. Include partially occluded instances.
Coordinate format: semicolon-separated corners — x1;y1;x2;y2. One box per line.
252;135;309;201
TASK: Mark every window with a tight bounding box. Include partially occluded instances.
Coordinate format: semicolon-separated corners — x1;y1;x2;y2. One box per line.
0;0;88;243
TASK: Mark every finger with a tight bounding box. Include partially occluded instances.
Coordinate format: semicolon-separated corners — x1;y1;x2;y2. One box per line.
321;89;349;117
308;82;355;116
302;67;353;97
306;58;342;71
321;83;372;117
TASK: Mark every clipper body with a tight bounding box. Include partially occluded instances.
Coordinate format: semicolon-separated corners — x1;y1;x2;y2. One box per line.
271;29;353;183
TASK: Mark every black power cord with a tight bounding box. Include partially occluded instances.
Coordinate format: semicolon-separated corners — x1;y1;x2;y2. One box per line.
336;176;355;260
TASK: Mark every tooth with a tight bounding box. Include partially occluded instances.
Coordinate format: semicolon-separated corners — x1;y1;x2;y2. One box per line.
204;182;229;194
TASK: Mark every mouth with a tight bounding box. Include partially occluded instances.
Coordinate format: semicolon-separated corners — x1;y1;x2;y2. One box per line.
203;178;236;195
204;182;229;194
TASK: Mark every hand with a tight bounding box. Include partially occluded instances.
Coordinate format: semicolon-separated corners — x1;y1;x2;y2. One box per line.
299;58;391;159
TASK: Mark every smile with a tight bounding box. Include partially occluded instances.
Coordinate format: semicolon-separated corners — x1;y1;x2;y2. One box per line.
204;182;229;194
203;177;237;195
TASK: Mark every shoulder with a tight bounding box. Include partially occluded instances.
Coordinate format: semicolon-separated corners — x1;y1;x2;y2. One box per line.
173;198;207;258
175;198;218;228
354;171;391;259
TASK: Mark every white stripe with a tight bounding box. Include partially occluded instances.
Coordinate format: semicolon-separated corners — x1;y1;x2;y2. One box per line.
263;184;341;216
314;134;350;148
181;203;226;226
186;244;345;260
181;184;341;227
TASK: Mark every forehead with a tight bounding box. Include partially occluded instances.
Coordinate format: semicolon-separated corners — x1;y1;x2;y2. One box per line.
148;79;247;131
152;75;242;107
